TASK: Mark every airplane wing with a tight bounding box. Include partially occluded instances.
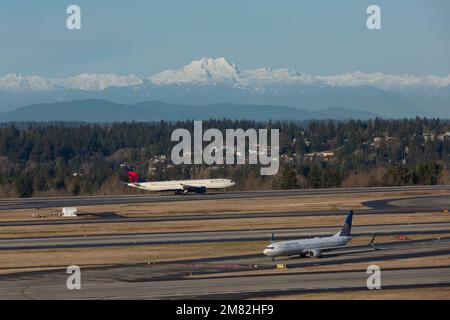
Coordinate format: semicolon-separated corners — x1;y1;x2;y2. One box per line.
318;235;378;252
317;246;350;252
126;182;141;188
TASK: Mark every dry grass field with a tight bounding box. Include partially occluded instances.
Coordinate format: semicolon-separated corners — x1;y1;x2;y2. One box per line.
1;189;448;222
0;212;448;239
259;287;450;300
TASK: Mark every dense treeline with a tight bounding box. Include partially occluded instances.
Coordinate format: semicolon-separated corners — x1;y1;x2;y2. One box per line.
0;118;449;197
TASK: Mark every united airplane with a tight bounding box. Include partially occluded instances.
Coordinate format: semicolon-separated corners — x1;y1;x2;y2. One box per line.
263;210;354;259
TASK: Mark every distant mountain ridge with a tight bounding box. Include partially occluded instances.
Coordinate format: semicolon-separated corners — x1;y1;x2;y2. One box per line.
0;57;449;118
0;99;381;122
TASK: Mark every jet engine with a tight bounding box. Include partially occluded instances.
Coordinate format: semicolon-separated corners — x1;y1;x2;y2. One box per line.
305;249;322;258
177;185;208;194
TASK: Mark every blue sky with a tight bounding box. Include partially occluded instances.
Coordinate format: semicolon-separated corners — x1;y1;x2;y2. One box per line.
1;0;449;77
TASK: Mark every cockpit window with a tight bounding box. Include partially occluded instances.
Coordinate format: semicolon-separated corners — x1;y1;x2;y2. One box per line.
265;246;275;249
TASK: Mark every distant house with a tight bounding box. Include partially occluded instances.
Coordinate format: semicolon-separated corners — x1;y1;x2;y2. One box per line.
152;155;167;163
423;132;435;142
437;131;450;142
72;170;85;177
280;154;295;162
385;136;397;142
372;136;397;148
372;137;383;148
304;151;335;161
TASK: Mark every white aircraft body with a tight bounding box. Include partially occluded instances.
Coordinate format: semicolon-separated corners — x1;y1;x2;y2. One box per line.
127;178;235;194
263;210;354;259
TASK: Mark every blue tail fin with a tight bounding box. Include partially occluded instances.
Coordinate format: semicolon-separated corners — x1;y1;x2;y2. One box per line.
339;210;353;237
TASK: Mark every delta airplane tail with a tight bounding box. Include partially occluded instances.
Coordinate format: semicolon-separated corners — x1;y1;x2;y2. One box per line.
120;163;140;183
127;169;139;183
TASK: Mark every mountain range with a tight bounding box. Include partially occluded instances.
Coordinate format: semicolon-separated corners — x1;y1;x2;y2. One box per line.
0;100;380;123
1;57;449;118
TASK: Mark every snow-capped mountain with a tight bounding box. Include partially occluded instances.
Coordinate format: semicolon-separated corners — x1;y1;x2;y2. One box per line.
0;74;54;91
0;73;143;92
1;57;450;91
315;71;450;90
150;57;242;86
149;57;450;90
58;73;143;91
1;57;449;118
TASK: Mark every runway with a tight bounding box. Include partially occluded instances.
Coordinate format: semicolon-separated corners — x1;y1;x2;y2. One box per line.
2;194;450;229
388;196;450;208
1;222;449;250
0;238;449;299
0;185;449;211
2;267;449;300
0;207;442;228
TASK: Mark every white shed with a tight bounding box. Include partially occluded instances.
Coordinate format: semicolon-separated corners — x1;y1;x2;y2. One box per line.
62;207;78;217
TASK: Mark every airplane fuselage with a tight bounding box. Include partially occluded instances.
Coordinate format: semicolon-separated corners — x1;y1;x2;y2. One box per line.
263;235;351;258
128;178;235;192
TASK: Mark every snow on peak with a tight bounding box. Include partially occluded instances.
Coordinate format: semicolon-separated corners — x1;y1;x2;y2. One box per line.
2;58;450;91
242;67;319;85
149;58;450;89
316;72;450;90
58;73;143;91
150;57;242;85
0;74;54;91
0;73;143;91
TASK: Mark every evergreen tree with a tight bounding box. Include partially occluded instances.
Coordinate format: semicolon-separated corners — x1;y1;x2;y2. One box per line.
279;166;297;189
14;175;34;198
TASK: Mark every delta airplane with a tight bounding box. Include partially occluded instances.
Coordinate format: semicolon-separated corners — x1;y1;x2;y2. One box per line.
125;168;235;194
263;210;354;259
